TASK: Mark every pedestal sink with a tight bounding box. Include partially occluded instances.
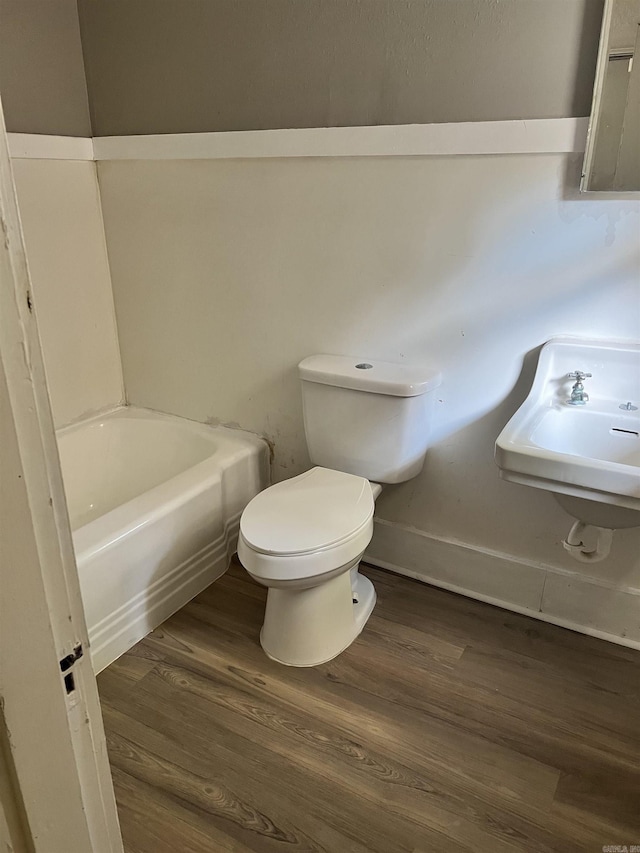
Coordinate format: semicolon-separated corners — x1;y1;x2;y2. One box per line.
495;337;640;540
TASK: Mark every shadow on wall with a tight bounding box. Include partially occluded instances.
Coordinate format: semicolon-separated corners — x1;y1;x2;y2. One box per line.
241;163;640;476
97;154;639;496
390;161;639;448
250;160;634;485
378;340;640;585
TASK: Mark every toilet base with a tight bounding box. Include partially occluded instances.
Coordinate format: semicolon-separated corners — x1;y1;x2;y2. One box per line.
260;566;376;667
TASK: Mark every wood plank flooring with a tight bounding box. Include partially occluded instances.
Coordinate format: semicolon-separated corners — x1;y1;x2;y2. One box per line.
98;561;640;853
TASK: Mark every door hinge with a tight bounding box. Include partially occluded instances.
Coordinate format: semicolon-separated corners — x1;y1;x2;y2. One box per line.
60;644;83;694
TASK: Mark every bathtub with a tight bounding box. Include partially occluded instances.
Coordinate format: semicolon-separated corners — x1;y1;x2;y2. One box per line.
56;407;269;672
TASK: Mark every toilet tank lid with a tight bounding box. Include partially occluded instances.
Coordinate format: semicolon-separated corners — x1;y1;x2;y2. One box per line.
298;355;441;397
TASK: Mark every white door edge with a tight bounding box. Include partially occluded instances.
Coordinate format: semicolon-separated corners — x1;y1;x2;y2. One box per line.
0;98;123;853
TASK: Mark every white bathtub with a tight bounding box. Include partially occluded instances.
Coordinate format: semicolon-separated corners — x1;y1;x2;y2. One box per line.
56;407;269;672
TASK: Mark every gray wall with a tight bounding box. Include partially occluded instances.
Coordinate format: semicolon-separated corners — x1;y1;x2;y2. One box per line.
0;0;91;136
610;0;640;46
79;0;604;136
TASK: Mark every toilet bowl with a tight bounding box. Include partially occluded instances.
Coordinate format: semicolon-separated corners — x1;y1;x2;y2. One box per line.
238;467;377;666
238;354;441;667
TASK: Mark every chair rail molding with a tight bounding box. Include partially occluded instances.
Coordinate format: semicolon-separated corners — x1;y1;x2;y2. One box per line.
8;118;588;162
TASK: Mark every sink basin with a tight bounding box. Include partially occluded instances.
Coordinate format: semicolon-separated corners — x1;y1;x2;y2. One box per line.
495;337;640;528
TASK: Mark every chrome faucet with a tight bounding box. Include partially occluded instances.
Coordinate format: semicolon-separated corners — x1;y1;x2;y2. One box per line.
567;371;592;405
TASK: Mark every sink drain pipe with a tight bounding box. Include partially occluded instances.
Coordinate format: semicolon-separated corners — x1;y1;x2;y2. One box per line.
562;520;614;562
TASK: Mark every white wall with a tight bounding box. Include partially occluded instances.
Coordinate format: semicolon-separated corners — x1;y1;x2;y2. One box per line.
97;150;640;644
12;159;123;427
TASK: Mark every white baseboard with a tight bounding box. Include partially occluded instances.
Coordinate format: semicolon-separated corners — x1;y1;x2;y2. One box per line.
365;519;640;650
89;518;240;673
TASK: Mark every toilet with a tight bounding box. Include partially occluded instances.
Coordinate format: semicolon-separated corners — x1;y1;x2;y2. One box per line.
237;355;441;667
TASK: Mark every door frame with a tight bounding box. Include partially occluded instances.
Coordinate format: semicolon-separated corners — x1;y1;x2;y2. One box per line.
0;98;123;852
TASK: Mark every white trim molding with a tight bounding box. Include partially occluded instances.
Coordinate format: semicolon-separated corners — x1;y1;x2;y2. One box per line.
89;517;240;673
8;133;94;160
93;118;589;160
9;118;588;162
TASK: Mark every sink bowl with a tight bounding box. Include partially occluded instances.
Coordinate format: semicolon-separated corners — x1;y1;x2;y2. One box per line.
495;337;640;528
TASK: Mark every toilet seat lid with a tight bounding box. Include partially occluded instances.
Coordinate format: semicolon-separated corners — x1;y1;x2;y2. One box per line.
240;467;374;556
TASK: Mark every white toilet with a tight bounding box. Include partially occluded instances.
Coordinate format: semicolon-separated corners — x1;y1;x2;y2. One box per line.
237;355;441;667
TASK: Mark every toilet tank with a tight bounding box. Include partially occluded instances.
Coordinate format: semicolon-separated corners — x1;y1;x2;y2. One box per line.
299;355;442;484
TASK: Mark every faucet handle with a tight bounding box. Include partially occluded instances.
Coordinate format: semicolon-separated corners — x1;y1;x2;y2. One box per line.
568;371;592;381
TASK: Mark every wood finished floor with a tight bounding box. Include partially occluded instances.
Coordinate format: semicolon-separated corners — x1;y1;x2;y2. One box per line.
98;561;640;853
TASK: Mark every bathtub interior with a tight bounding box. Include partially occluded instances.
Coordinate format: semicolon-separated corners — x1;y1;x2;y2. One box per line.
58;408;235;529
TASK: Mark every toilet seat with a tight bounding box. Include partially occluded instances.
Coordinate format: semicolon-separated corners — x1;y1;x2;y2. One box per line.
238;467;375;583
240;467;374;555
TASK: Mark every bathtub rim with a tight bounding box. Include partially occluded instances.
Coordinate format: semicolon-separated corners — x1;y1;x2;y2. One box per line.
58;404;269;559
56;402;267;446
